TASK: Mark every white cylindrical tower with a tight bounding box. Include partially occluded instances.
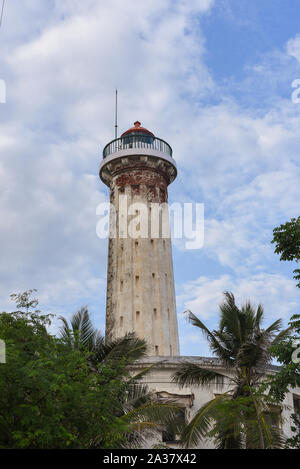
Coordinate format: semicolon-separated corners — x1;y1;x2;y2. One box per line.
100;121;179;356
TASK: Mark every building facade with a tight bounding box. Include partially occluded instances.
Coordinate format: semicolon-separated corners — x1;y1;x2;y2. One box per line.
132;356;300;448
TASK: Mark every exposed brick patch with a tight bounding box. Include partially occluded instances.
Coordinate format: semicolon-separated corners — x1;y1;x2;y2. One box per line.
115;170;168;202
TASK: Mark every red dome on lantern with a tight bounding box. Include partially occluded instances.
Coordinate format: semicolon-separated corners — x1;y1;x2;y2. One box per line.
121;121;155;138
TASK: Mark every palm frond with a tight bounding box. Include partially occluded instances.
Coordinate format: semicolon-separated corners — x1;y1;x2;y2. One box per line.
255;304;264;328
265;318;282;334
186;311;234;367
58;316;73;345
181;394;228;448
271;326;292;346
100;333;148;364
173;362;232;388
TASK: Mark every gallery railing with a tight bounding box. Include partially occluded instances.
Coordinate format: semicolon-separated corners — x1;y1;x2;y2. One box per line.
103;135;173;159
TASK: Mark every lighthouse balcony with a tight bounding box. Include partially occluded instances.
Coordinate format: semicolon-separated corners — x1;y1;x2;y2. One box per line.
103;135;173;159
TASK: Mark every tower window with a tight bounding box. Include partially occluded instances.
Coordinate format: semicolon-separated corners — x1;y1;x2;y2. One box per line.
136;311;140;320
120;316;124;327
135;275;139;283
153;308;157;319
155;346;159;356
120;280;123;292
152;273;155;279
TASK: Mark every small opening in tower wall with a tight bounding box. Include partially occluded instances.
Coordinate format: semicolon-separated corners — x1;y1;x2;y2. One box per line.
152;273;155;279
155;346;159;356
170;345;172;356
136;311;140;320
120;316;124;327
135;275;139;283
120;280;123;292
153;308;157;319
131;184;140;194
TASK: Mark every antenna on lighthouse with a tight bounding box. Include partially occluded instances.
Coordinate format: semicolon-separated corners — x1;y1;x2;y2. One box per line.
0;0;6;30
114;89;118;139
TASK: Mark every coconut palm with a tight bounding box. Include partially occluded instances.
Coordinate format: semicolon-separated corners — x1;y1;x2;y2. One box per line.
173;292;291;449
59;308;182;448
59;306;147;366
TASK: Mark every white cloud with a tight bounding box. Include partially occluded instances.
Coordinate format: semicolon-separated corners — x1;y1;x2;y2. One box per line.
0;1;215;322
0;1;299;350
287;35;300;63
177;273;299;323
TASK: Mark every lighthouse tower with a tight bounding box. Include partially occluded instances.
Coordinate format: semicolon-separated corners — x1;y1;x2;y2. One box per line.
99;121;179;356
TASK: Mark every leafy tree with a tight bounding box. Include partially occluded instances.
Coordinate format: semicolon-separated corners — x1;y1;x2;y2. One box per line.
266;314;300;448
173;292;290;449
286;413;300;449
272;216;300;288
267;314;300;401
0;291;180;448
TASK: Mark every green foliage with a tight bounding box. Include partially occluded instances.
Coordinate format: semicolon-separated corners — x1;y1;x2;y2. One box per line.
207;393;284;449
58;308;183;448
268;315;300;401
0;293;133;448
173;292;289;448
264;314;300;448
272;216;300;287
0;291;181;449
286;413;300;449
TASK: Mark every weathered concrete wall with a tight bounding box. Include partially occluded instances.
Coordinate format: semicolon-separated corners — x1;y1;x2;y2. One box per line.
100;154;179;356
131;357;300;448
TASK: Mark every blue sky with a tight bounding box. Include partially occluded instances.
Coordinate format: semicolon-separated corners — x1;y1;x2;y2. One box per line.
0;0;299;356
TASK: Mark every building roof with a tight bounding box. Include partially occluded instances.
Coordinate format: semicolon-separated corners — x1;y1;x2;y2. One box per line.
133;355;281;372
121;121;155;138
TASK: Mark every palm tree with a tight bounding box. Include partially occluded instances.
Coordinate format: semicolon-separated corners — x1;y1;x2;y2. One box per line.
173;292;291;449
59;306;147;367
59;308;182;448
